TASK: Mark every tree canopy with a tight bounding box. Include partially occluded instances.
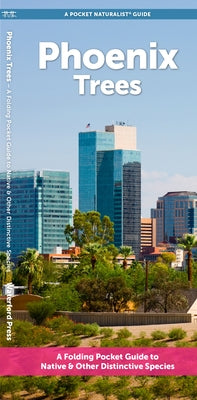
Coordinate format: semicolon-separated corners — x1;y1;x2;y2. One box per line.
178;234;197;285
64;210;114;247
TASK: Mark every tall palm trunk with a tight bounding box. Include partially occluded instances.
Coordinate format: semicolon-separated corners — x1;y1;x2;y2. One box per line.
188;250;192;287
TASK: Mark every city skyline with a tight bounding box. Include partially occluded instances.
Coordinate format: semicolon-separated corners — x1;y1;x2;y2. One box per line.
1;0;197;218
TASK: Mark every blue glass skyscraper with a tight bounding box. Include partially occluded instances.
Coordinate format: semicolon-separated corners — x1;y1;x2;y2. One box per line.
0;170;72;261
151;191;197;244
79;124;141;258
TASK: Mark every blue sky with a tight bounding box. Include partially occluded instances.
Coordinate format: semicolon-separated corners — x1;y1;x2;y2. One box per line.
1;1;197;216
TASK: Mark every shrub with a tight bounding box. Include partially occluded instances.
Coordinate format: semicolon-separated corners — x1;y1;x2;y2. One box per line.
111;338;132;347
117;328;132;339
176;341;191;348
168;328;186;341
13;320;54;346
27;301;56;325
83;323;100;337
139;331;146;338
72;322;100;337
56;334;81;347
100;327;114;338
132;338;153;347
151;330;167;341
191;331;197;341
152;341;168;347
33;377;58;396
100;338;114;347
0;301;6;318
0;324;13;346
45;315;74;333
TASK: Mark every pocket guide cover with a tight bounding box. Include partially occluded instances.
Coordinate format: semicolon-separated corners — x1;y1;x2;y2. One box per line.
1;0;197;397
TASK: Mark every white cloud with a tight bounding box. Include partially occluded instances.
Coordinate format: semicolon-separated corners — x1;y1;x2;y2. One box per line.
142;171;197;218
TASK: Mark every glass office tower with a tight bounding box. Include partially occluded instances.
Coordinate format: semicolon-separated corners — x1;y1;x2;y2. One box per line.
0;170;72;260
79;130;114;211
151;191;197;244
79;124;141;259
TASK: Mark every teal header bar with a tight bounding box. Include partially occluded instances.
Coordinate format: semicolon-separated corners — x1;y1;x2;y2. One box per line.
1;9;197;20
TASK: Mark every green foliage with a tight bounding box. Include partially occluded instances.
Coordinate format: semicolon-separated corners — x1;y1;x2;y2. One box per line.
100;338;114;347
45;315;74;333
106;276;133;312
100;327;114;338
178;376;197;399
113;338;132;347
132;387;153;400
56;334;81;347
27;300;55;325
72;322;100;337
17;248;44;294
100;337;132;347
32;377;58;396
125;262;145;294
141;266;188;313
117;328;132;339
191;331;197;341
13;320;54;346
175;340;192;347
93;377;114;400
132;337;153;347
168;327;187;340
151;330;167;340
151;376;178;399
0;300;6;318
178;234;197;284
76;277;110;311
44;283;82;311
119;246;134;269
0;377;23;399
55;376;82;398
65;209;114;247
116;388;132;400
158;252;176;265
152;341;168;347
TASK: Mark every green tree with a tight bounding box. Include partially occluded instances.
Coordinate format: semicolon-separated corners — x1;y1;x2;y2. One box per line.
81;242;103;270
0;252;12;287
178;233;197;286
27;300;55;325
76;277;109;311
119;246;134;269
44;283;81;311
141;267;188;313
18;248;43;294
64;210;114;247
106;276;133;312
158;252;176;266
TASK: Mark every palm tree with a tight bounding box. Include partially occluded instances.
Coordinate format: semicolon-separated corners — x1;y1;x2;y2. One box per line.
119;246;134;269
81;242;103;270
0;252;7;288
178;234;197;286
18;248;43;294
0;252;12;287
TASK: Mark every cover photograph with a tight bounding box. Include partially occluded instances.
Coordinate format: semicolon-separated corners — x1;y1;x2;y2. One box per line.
1;0;197;398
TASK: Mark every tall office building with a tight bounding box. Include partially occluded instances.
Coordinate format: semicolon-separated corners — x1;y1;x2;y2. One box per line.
79;124;141;258
141;218;156;251
0;170;72;260
151;191;197;244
